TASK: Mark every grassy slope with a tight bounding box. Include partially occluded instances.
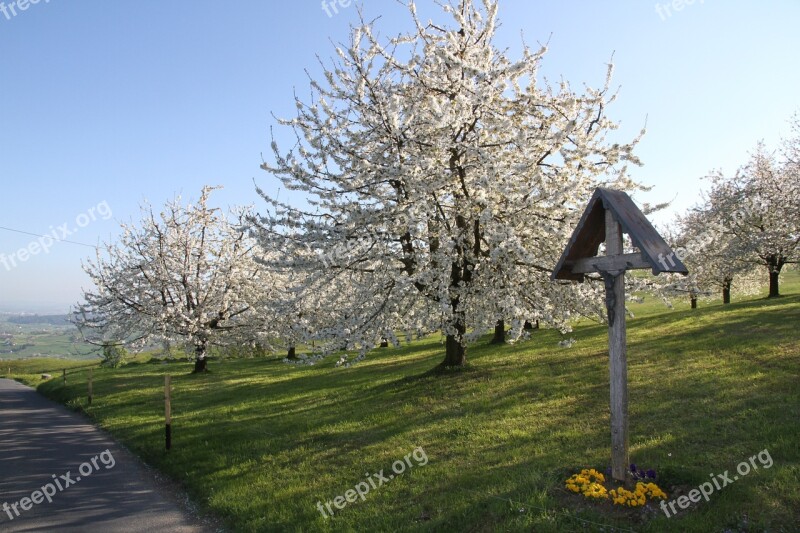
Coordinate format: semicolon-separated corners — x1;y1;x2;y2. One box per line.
2;357;100;385
30;272;800;532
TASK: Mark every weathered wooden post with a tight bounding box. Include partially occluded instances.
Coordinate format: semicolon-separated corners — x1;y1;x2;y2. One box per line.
165;375;172;450
552;188;687;482
603;209;629;481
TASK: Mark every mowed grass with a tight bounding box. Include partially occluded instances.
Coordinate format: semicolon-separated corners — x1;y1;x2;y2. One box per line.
29;271;800;532
2;357;100;385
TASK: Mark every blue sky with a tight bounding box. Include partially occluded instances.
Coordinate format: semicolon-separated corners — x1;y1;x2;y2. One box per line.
1;1;798;312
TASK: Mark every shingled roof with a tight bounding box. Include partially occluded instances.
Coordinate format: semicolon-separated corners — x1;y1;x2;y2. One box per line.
551;187;689;281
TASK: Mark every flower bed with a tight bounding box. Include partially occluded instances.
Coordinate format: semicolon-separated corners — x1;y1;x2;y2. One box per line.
565;465;667;508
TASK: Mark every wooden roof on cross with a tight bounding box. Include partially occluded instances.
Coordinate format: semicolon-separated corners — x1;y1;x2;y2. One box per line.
551;187;689;281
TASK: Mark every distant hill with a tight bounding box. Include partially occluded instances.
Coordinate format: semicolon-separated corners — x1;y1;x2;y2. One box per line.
7;315;71;326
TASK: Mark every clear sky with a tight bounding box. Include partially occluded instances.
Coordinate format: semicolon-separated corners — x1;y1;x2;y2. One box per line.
1;1;798;313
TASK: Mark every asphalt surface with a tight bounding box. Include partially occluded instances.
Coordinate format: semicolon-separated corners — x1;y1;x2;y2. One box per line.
0;378;215;533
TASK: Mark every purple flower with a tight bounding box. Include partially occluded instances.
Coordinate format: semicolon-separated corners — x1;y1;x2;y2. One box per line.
630;464;637;473
646;469;656;479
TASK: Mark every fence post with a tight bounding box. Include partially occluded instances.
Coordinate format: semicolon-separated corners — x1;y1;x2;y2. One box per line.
87;369;93;406
165;375;172;450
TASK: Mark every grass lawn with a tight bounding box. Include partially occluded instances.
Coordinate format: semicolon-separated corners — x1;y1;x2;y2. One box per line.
23;271;800;532
2;357;100;385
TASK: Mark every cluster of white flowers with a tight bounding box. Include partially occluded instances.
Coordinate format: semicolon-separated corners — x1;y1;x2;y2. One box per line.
661;116;800;304
249;0;646;366
77;2;709;368
73;187;272;367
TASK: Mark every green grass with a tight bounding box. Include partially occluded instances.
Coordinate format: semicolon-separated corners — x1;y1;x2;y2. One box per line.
25;271;800;532
628;267;799;318
1;357;101;386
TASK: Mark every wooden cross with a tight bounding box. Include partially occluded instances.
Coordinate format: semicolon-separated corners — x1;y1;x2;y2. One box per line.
552;188;688;481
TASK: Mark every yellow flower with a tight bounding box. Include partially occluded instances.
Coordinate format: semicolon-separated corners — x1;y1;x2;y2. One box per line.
567;468;668;506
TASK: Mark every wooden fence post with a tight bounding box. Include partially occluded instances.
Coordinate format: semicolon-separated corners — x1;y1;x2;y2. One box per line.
165;375;172;450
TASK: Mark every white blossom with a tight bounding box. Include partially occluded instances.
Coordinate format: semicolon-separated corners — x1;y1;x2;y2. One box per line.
73;187;266;371
251;0;645;366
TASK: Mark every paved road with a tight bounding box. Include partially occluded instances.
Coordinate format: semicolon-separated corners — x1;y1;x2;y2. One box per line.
0;379;216;532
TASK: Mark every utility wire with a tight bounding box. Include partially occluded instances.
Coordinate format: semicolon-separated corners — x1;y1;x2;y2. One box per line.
0;225;98;249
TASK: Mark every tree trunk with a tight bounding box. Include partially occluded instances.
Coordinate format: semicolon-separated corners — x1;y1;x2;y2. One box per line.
287;346;297;359
722;278;732;304
766;255;784;298
380;338;389;348
768;270;781;298
443;335;466;366
442;319;467;367
193;358;207;372
193;344;208;373
523;320;539;331
490;320;505;344
690;297;697;309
